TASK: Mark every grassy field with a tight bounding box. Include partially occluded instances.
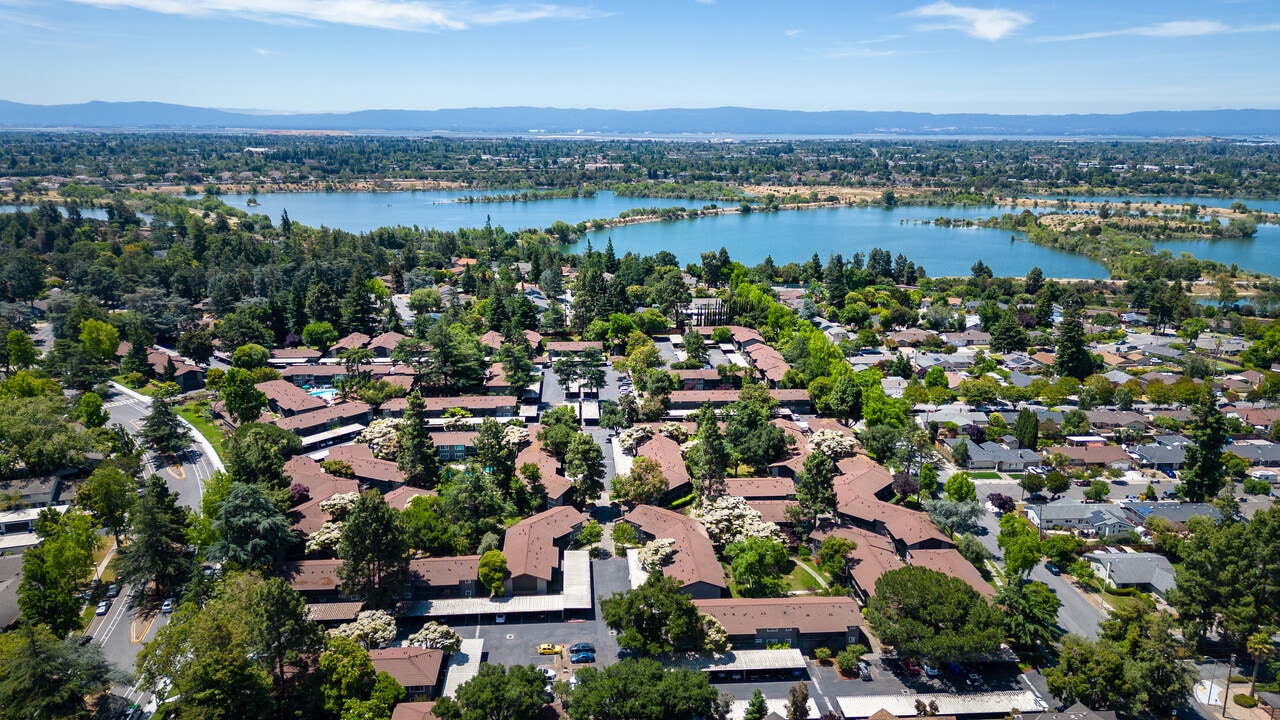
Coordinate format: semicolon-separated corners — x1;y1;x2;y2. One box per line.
725;559;821;597
177;398;226;459
969;471;1002;479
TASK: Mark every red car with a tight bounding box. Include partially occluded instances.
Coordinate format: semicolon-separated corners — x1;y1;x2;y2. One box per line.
903;659;922;676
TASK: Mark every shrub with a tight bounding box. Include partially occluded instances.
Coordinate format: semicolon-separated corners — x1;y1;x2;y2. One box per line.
813;647;832;663
1235;694;1257;709
836;644;868;674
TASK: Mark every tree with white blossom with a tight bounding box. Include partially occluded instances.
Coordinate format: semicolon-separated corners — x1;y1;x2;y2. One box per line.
332;609;397;650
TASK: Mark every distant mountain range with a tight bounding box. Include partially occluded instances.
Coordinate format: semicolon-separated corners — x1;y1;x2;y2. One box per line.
0;100;1277;137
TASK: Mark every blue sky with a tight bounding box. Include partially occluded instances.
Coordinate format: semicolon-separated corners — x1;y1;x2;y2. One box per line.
2;0;1277;113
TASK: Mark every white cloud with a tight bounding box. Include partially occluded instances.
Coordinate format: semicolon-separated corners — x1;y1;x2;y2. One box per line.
254;47;279;56
62;0;605;31
904;1;1030;41
785;28;800;37
1039;19;1280;42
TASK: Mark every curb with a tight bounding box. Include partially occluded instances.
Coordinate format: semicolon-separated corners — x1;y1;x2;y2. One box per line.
177;415;226;473
109;380;152;404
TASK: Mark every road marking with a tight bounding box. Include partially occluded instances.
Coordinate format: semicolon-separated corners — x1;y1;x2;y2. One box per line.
132;611;159;644
128;420;142;430
166;463;186;480
105;399;141;408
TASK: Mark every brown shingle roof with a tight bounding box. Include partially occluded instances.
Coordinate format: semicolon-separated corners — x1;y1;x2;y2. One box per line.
278;559;342;592
623;505;726;591
391;702;439;720
257;379;327;415
546;341;603;354
668;389;809;405
368;332;408;351
409;556;480;588
744;499;799;523
515;433;572;502
722;477;795;499
381;395;518;414
384;486;436;511
331;332;371;352
635;434;691;493
272;401;373;433
692;596;863;635
811;525;905;596
834;454;896;499
325;443;405;484
369;647;444;691
502;506;587;583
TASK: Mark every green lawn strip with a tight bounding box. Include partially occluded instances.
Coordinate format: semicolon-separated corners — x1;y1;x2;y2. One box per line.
969;471;1001;480
177;399;226;459
792;558;831;587
781;560;821;592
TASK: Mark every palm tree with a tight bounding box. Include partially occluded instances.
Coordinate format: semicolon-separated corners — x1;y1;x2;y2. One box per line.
1248;628;1276;697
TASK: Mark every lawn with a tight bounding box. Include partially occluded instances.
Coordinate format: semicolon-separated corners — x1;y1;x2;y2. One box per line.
724;560;821;597
177;398;226;459
969;471;1002;480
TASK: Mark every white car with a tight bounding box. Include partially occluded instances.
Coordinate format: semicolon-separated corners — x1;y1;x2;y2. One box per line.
542;668;557;681
495;614;506;624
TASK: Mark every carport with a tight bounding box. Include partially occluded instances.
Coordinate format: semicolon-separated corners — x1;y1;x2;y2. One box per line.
678;648;807;684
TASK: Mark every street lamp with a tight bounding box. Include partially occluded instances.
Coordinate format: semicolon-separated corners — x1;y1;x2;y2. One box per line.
1223;653;1236;717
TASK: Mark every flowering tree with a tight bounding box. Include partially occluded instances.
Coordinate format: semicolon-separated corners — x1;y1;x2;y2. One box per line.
637;538;676;572
306;521;344;554
332;609;396;650
690;495;784;547
810;428;857;458
408;621;462;652
356;418;403;460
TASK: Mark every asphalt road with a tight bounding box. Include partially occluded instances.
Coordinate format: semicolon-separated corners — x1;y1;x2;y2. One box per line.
102;386;216;511
970;480;1105;639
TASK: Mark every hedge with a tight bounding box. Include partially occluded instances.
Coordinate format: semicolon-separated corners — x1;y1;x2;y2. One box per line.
1235;694;1257;709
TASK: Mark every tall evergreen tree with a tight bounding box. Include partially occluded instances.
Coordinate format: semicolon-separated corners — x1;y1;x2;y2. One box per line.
989;312;1028;353
396;393;440;489
140;390;191;455
117;475;191;593
1180;401;1230;502
338;492;410;608
794;449;836;529
1054;311;1097;381
1013;408;1039;451
688;404;728;497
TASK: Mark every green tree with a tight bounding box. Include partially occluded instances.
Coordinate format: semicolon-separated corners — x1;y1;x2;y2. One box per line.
452;663;548;720
1045;471;1071;497
794;449;836;529
140;389;192;455
224;422;301;490
687;404;728;497
612;456;669;506
0;622;119;720
76;465;134;542
989;312;1028;353
478;550;508;596
78;318;119;363
232;342;271;370
1248;628;1276;697
0;395;90;477
402;494;466;556
178;328;215;365
116;474;190;593
919;463;938;496
248;576;326;705
724;393;786;473
944;472;977;502
998;513;1042;578
18;539;86;638
318;635;378;717
475;418;517;491
497;341;536;402
209;482;294;568
1044;634;1132;712
5;330;38;371
950;438;970;468
338;493;409;608
1018;472;1046;498
564;432;606;504
77;391;109;429
1179;400;1230;502
1055;311;1098;381
302;321;339;352
221;366;269;425
1084;480;1110;503
396;393;440;489
566;658;722;720
863;566;1003;664
816;536;857;578
601;574;707;656
441;470;515;551
726;537;788;597
997;580;1062;650
1013;408;1039;451
744;688;768;720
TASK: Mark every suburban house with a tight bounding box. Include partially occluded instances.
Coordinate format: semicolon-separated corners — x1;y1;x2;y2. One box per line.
674;368;726;391
268;347;322;366
1043;443;1133;470
944;438;1042;472
1084;551;1177;598
692;597;864;653
369;647;445;700
1131;444;1185;472
277;559;355;603
430;431;478;462
502;506;588;595
515;434;573;507
115;342;206;392
545;341;604;359
1027;498;1137;537
1123;501;1221;531
944;329;991;347
272;401;374;441
667;389;812;415
322;443;405;487
368;331;407;359
622;505;726;599
330;332;371;356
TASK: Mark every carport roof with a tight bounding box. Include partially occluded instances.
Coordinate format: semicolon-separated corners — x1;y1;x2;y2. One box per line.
676;648;806;672
838;690;1044;718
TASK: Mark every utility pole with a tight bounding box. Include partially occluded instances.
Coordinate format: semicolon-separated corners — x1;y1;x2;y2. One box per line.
1223;653;1235;717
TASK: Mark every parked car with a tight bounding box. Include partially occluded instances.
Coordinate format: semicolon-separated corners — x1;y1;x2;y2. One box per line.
495;614;506;624
537;643;559;655
1045;562;1061;576
966;672;984;687
569;652;596;664
96;600;111;616
858;660;872;681
541;668;557;681
903;659;922;676
161;598;176;614
922;662;939;677
569;643;595;655
106;584;120;599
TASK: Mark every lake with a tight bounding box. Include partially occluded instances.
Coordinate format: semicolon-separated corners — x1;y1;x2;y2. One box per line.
580;205;1107;278
212;190;702;234
1156;223;1280;276
0;205;111;220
